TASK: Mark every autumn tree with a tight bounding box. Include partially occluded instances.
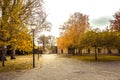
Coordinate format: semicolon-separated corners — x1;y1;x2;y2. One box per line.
109;10;120;52
0;0;45;66
58;12;89;54
110;10;120;31
9;29;32;59
57;36;66;51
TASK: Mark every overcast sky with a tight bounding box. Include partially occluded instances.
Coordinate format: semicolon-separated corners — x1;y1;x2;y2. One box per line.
44;0;120;37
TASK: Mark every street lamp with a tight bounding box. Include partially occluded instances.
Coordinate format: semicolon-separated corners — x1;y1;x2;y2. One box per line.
31;25;36;68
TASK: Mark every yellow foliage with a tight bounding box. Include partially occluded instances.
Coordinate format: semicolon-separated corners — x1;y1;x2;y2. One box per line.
57;12;89;49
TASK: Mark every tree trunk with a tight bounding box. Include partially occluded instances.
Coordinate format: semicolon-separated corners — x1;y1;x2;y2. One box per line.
118;49;120;54
0;51;2;61
43;42;45;53
78;49;82;55
1;45;7;67
94;45;97;60
11;48;16;59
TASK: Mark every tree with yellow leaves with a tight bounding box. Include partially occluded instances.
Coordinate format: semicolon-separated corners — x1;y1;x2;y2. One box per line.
58;12;89;54
0;0;45;67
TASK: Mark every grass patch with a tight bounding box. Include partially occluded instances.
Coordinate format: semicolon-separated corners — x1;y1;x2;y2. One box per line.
64;54;120;62
0;54;40;73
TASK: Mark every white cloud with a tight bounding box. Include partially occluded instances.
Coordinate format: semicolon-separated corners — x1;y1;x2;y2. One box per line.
44;0;120;37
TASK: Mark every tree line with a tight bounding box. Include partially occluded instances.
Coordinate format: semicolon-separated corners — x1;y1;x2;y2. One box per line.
57;10;120;56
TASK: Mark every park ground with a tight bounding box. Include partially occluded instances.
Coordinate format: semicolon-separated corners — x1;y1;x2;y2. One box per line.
0;54;120;80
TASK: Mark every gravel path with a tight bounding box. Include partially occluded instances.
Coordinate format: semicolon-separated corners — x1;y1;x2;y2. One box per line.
1;54;120;80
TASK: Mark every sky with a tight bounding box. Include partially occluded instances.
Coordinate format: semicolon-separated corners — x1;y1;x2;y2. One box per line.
43;0;120;37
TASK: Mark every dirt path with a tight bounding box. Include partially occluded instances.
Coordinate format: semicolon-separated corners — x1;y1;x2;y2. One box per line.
1;54;120;80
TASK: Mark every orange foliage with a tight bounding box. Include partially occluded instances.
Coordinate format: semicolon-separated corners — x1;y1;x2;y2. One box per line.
58;12;89;49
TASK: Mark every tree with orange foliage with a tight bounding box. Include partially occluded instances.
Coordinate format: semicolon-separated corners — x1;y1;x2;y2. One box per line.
58;12;89;54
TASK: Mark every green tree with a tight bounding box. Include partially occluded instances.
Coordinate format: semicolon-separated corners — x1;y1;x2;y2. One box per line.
102;31;120;53
79;28;101;60
79;28;120;60
110;9;120;53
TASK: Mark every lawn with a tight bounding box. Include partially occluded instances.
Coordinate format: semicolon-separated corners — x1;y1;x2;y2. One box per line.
0;54;40;73
64;54;120;62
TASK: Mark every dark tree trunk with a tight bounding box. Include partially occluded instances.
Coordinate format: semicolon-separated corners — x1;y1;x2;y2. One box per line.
94;45;97;60
10;48;16;59
68;47;75;55
0;51;2;61
118;49;120;54
78;49;82;55
1;45;7;67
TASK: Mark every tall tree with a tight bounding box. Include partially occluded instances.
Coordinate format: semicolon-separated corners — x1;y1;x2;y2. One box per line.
110;10;120;31
0;0;45;66
48;35;55;48
58;12;89;54
38;35;49;52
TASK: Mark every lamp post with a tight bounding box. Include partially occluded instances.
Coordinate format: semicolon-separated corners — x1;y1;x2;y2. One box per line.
31;25;36;68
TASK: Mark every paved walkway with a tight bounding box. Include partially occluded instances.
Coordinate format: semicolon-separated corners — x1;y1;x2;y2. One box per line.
1;54;120;80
